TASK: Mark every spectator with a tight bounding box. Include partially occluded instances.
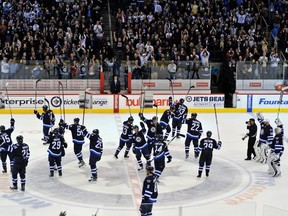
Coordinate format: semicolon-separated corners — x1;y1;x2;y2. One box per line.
200;48;210;67
167;59;177;80
110;75;121;94
1;57;10;79
270;51;280;78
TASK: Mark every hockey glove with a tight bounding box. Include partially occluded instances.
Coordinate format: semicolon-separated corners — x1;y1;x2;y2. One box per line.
138;112;144;120
25;160;29;167
256;112;264;120
218;141;222;146
140;122;145;130
34;110;38;114
132;147;136;154
167;156;172;163
275;118;283;126
63;142;68;148
10;118;15;125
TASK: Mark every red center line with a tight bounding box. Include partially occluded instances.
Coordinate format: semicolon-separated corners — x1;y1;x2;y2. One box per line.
114;114;142;214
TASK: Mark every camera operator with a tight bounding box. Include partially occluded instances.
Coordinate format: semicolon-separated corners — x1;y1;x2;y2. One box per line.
242;118;257;160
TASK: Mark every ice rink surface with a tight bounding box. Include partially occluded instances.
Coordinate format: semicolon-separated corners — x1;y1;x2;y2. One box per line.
1;112;288;216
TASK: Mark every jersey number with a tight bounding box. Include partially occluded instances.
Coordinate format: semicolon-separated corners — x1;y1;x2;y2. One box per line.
204;143;213;149
190;123;200;131
52;141;61;150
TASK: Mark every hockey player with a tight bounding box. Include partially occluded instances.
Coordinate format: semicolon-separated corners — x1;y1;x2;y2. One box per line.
139;166;158;216
267;118;284;177
151;134;172;181
114;116;134;159
255;113;273;163
139;113;163;154
62;118;88;167
86;129;103;182
159;105;175;140
183;113;203;159
47;128;67;177
0;118;15;173
9;135;30;191
34;105;55;144
197;131;221;178
172;98;188;138
132;122;150;171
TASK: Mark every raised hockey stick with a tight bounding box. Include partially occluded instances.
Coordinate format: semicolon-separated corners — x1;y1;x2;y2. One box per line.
5;83;12;118
121;94;132;117
277;86;288;118
58;83;63;120
166;78;175;102
153;104;158;117
58;81;66;121
185;85;195;101
34;79;41;110
82;88;91;125
213;104;221;140
44;97;50;110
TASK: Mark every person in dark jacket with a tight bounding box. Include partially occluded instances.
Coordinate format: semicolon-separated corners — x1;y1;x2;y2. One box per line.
110;75;121;94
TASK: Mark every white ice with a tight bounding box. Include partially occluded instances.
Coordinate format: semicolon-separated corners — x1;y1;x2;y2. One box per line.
0;112;288;216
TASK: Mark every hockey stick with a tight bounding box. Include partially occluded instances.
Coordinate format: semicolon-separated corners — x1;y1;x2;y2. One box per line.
34;79;41;110
153;104;158;117
213;104;220;140
277;86;288;118
44;97;50;110
149;134;185;162
5;83;12;118
82;88;91;125
58;82;65;121
166;78;175;102
185;85;195;101
121;94;132;116
58;83;63;120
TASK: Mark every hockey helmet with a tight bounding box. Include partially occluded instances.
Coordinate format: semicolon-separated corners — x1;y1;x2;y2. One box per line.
275;127;282;135
0;125;5;133
170;104;175;111
74;118;80;123
16;135;23;144
206;131;212;138
92;129;99;135
42;105;48;111
128;116;134;122
179;98;185;104
152;116;158;121
146;166;154;173
133;125;139;130
191;113;197;119
53;128;59;135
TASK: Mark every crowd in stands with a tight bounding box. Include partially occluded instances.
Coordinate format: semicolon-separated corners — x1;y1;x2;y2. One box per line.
0;0;110;79
112;0;288;82
0;0;288;82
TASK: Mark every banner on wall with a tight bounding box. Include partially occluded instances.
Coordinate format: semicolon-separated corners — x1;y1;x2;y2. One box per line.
119;94;225;109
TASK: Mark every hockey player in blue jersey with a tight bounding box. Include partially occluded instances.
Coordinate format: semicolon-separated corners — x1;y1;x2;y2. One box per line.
114;116;134;159
47;128;67;177
0;118;15;173
197;131;221;178
61;118;88;167
86;129;103;182
172;98;188;138
151;134;172;181
132;122;150;171
139;113;163;154
9;135;30;191
160;105;175;140
183;113;203;159
139;166;158;216
268;118;284;177
34;105;55;144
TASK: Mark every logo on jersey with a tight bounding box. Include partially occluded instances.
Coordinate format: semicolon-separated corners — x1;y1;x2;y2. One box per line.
151;127;156;133
136;137;142;142
51;96;62;107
